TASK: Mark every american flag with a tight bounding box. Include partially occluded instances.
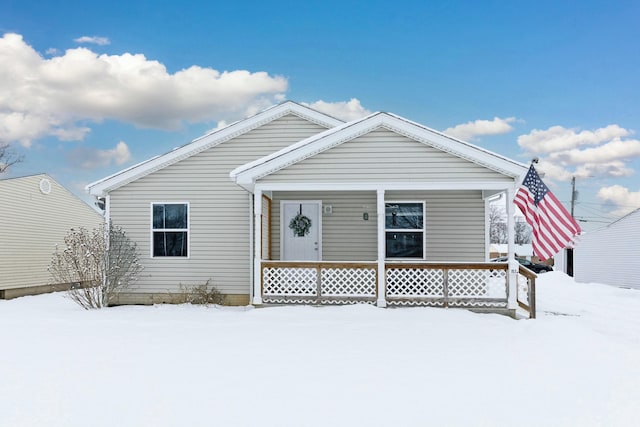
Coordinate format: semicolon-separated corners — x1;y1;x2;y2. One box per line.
514;165;581;261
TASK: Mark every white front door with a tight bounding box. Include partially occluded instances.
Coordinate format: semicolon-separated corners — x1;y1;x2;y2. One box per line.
281;201;321;261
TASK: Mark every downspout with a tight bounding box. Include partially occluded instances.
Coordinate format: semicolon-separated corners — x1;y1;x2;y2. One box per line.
103;193;111;306
248;192;254;304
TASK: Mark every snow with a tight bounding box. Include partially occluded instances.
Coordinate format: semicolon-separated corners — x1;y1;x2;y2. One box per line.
1;272;638;427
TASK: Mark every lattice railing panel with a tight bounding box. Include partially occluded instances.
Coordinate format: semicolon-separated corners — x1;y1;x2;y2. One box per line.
517;273;530;305
321;268;376;297
262;267;317;297
449;300;508;308
486;270;508;298
386;268;444;297
262;263;510;311
448;269;489;297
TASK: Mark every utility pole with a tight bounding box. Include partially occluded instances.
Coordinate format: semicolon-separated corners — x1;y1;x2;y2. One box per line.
568;176;577;277
570;176;576;217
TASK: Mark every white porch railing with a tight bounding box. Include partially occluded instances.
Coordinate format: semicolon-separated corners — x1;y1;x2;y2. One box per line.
261;262;377;304
516;265;537;319
259;261;538;317
385;262;508;309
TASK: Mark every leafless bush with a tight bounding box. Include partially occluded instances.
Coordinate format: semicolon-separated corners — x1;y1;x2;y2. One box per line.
178;280;226;306
49;224;143;309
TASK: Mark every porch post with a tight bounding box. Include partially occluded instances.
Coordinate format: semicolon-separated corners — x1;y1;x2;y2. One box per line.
376;189;387;307
506;187;518;309
253;189;263;305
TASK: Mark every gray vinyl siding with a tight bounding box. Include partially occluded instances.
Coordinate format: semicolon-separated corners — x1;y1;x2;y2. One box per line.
0;175;102;291
261;128;515;183
387;190;486;262
269;190;485;263
108;114;328;295
271;191;378;261
574;209;640;289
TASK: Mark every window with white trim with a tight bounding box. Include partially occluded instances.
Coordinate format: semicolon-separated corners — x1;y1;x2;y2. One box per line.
385;202;424;258
152;203;189;257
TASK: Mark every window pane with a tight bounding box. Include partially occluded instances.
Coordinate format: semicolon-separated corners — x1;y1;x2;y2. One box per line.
164;204;187;229
386;232;423;258
152;205;165;229
153;232;188;257
385;203;423;229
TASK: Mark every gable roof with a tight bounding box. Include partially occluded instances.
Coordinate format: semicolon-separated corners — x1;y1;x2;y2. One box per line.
1;173;101;214
587;206;640;236
230;111;528;190
86;101;343;196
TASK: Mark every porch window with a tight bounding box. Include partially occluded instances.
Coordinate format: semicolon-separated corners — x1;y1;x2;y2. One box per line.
151;203;189;257
385;202;424;258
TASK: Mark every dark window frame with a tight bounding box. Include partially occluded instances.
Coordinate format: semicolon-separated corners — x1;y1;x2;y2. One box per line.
385;201;425;259
151;202;189;258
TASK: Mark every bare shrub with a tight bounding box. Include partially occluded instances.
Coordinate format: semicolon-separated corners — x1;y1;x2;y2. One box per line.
179;280;226;306
49;224;142;309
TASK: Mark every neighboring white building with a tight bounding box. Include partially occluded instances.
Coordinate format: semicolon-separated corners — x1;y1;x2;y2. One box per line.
87;101;532;316
0;174;103;299
574;208;640;290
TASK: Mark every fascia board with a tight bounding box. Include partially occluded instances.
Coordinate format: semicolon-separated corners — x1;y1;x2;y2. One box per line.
86;101;343;196
254;181;519;191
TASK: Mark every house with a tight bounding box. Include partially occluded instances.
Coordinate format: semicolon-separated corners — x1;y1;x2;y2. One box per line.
87;101;535;316
0;174;103;299
574;207;640;290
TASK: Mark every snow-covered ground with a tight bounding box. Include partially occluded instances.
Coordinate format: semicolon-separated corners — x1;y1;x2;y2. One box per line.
1;272;638;427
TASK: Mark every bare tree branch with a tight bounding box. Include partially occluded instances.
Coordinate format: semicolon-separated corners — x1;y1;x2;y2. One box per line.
0;143;23;174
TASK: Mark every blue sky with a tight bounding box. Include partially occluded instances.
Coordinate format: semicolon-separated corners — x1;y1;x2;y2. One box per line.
1;0;639;231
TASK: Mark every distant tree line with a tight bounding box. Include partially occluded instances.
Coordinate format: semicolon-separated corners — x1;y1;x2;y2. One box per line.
489;204;532;244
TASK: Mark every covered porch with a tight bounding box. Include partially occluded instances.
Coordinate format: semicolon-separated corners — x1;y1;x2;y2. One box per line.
249;186;535;318
230;111;532;316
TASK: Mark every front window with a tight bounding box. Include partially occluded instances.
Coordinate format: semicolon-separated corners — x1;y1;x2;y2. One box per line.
385;202;424;258
152;203;188;257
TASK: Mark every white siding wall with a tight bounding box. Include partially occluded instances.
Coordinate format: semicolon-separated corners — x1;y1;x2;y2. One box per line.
270;190;485;262
574;210;640;289
0;175;102;291
108;114;328;295
262;128;514;183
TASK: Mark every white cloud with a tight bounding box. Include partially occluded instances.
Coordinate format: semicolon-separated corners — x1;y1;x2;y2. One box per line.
547;138;640;164
519;124;640;181
518;124;631;154
302;99;371;121
73;36;111;46
443;117;516;141
66;141;132;170
45;47;59;55
518;124;640;217
0;33;288;147
596;185;640;217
